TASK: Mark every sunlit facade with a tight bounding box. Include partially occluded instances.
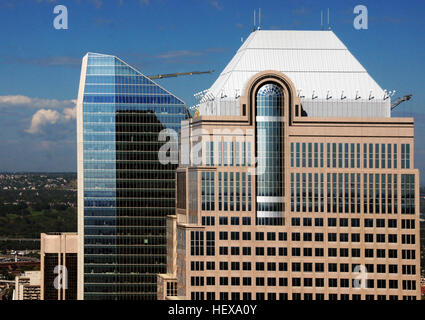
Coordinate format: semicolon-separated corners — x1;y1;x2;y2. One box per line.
158;31;421;301
76;53;189;300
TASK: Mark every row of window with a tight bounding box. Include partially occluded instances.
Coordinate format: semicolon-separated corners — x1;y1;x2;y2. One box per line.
191;292;417;300
215;246;415;259
84;84;170;94
290;217;415;229
290;143;411;169
290;173;415;214
204;141;252;167
201;172;253;212
191;241;415;260
191;276;414;290
191;260;416;275
191;231;416;260
84;94;183;105
201;216;252;226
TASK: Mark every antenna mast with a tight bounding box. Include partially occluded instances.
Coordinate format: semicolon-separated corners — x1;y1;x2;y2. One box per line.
258;8;261;29
327;8;331;29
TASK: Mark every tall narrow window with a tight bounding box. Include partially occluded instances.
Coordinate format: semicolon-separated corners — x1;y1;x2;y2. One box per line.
320;173;324;212
296;143;301;168
291;173;295;212
230;172;234;211
369;144;373;169
314;143;318;168
291;143;295;168
327;143;331;168
393;144;397;169
236;172;240;211
363;143;367;168
218;172;222;211
375;144;379;169
224;172;228;210
218;141;222;166
223;142;228;167
242;141;246;166
236;142;240;166
406;144;411;169
242;173;246;211
247;142;252;166
308;143;312;168
381;144;386;169
394;174;398;213
256;83;284;225
401;144;406;169
230;141;234;166
248;175;252;211
356;143;360;168
388;174;392;214
338;143;343;168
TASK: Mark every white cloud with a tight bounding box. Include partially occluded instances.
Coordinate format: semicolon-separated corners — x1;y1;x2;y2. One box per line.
63;106;76;120
0;95;75;110
26;106;76;134
0;94;76;134
26;109;61;134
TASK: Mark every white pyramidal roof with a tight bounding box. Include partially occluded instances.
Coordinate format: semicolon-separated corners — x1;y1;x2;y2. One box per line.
199;30;391;118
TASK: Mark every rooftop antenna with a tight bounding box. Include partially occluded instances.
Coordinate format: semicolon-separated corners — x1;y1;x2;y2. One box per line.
258;8;261;30
253;10;256;31
320;10;324;30
327;8;331;30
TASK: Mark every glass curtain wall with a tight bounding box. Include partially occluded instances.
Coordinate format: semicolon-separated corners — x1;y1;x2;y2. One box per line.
82;53;188;300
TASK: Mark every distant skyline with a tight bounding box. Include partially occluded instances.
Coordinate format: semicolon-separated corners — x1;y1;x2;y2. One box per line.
0;0;424;183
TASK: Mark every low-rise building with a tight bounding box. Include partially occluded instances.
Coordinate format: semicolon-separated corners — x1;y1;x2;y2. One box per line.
14;271;41;300
41;232;77;300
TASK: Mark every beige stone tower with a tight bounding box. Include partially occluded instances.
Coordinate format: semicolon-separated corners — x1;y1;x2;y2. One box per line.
158;30;420;301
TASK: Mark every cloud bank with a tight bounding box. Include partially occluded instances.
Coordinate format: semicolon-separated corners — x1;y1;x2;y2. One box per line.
0;95;76;134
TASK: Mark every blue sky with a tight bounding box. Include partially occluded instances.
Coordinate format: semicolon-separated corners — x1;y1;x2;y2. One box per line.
0;0;424;182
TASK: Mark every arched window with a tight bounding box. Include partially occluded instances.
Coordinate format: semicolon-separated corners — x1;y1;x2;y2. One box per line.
256;83;285;225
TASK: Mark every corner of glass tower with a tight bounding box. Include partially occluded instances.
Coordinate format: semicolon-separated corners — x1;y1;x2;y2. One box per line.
76;52;189;300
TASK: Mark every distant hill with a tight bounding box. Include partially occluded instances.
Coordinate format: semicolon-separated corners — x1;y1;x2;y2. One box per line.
0;173;77;241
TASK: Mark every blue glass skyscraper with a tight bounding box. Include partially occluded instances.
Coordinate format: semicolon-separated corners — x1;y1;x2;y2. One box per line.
76;53;189;300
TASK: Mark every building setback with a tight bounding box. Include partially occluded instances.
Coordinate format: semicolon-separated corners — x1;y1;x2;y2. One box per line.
14;271;41;300
76;53;189;300
158;30;421;300
41;232;77;300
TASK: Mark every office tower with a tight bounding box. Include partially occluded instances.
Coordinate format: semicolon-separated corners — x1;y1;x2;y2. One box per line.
158;30;421;300
76;53;189;300
14;271;41;300
41;232;77;300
